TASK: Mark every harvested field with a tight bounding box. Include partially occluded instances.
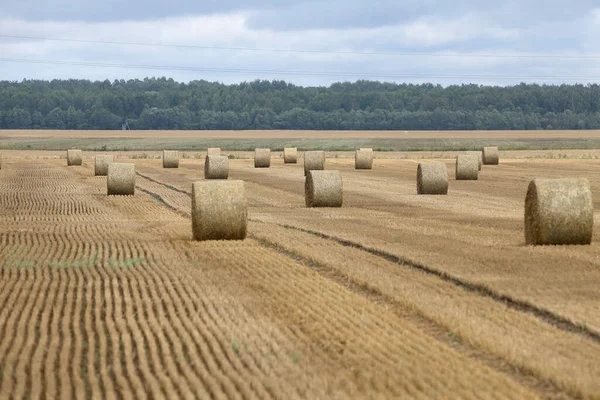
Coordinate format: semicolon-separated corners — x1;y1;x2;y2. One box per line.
1;149;600;398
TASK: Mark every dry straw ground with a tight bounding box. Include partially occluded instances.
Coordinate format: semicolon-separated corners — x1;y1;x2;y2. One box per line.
1;149;600;398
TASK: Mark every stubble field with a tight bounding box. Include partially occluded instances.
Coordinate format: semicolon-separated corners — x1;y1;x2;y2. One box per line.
1;141;600;398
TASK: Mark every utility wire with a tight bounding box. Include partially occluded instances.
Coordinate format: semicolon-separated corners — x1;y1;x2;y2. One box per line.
1;34;599;60
0;57;598;81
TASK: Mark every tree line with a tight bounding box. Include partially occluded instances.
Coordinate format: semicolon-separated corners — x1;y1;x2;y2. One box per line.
1;78;600;130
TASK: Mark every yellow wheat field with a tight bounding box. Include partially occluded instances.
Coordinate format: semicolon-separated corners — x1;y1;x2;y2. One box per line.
0;150;599;398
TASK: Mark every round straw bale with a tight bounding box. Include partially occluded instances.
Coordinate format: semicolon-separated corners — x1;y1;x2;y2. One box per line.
67;149;83;166
455;155;479;180
254;148;271;168
284;147;298;164
95;154;114;176
482;146;499;165
107;163;135;195
0;152;2;170
467;151;483;170
417;162;448;195
192;180;247;241
207;147;221;156
305;170;343;207
304;151;325;176
524;178;593;245
163;150;179;168
204;155;229;179
355;148;374;169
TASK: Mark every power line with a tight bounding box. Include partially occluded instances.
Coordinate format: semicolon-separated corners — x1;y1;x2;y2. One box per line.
1;34;599;60
0;57;598;81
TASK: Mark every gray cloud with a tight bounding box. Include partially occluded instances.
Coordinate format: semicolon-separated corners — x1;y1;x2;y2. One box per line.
0;1;599;86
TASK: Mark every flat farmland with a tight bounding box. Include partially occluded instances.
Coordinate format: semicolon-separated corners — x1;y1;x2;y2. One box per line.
1;149;600;398
2;129;600;151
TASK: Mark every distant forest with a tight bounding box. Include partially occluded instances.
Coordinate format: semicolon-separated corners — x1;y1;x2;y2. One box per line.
2;78;600;130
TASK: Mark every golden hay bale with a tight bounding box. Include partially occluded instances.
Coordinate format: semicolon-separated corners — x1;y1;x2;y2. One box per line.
284;147;298;164
524;178;593;245
304;150;325;176
0;152;2;170
107;163;135;196
305;170;343;207
204;155;229;179
67;149;83;166
467;151;483;170
192;180;247;241
95;154;114;176
455;154;479;180
355;148;374;169
254;148;271;168
163;150;179;168
417;162;448;195
482;146;499;165
207;147;221;156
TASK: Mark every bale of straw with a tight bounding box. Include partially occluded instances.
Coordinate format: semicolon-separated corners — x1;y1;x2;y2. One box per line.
482;146;499;165
524;178;593;245
67;149;83;166
107;163;135;195
284;148;298;164
254;148;271;168
305;170;343;207
455;155;479;180
163;150;179;168
417;162;448;195
207;148;221;156
192;180;247;241
355;148;374;169
0;152;2;170
204;155;229;179
95;155;114;176
304;151;325;176
467;151;483;170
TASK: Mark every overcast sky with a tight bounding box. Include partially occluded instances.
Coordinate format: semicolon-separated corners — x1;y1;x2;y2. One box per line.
0;0;599;86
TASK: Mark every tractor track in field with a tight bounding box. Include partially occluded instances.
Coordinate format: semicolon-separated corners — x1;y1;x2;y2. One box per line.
133;172;600;346
133;173;579;400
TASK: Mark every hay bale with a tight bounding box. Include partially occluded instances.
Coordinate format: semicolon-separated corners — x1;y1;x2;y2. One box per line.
95;155;114;176
304;151;325;176
284;148;298;164
524;178;593;245
254;148;271;168
204;155;229;179
107;163;135;195
163;150;179;168
455;155;479;180
355;148;374;170
207;148;221;156
417;162;448;195
482;146;499;165
192;180;247;241
305;170;343;207
467;151;483;170
67;149;83;166
0;152;2;170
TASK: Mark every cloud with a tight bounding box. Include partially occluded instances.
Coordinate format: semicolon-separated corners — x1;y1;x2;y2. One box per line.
0;3;599;87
